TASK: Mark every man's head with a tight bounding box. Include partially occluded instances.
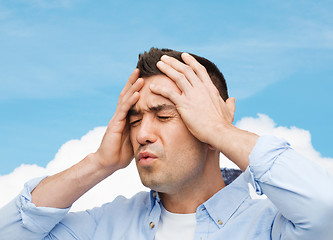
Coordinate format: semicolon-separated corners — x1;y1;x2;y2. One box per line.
129;74;209;193
129;48;227;194
136;47;229;101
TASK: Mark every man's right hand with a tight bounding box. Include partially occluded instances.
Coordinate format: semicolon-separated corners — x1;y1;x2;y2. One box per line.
31;69;143;208
94;69;144;173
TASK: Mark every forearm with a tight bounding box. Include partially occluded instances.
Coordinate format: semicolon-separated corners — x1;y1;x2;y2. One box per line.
32;153;115;208
0;177;70;240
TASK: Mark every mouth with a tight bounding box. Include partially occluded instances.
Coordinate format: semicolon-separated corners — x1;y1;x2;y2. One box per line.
137;152;158;166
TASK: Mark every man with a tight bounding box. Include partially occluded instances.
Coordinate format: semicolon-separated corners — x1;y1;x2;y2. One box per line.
1;48;333;239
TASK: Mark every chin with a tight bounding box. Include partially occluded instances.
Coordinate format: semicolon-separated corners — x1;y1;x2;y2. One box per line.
140;177;159;189
139;174;164;191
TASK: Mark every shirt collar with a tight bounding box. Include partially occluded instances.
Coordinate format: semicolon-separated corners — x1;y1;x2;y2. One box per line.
147;189;161;214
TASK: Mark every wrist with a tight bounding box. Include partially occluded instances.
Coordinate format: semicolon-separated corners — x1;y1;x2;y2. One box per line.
215;124;259;172
87;152;118;176
213;122;237;151
75;153;116;191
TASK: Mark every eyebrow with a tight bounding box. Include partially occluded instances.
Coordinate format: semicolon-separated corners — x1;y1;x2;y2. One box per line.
128;104;177;116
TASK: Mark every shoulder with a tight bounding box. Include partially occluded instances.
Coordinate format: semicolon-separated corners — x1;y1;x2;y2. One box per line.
57;192;151;237
238;196;279;224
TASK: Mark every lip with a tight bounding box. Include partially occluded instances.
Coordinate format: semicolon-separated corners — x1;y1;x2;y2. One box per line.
137;152;157;166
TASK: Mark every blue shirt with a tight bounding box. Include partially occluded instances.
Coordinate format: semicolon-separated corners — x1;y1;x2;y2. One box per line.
1;135;333;239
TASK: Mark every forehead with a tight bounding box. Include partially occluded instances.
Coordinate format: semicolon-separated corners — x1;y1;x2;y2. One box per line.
132;75;180;111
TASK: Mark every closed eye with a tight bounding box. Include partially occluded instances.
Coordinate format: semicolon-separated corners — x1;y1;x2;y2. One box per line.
158;116;171;120
130;119;141;126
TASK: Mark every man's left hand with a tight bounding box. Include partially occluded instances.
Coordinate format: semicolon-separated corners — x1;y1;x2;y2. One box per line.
150;53;235;150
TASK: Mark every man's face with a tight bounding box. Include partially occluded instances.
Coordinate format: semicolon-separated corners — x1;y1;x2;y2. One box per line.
129;74;208;194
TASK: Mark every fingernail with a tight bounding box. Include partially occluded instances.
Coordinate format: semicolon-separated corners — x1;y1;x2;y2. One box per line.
157;61;165;66
161;55;170;60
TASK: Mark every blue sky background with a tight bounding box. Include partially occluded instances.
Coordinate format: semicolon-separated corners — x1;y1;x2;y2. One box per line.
1;0;332;175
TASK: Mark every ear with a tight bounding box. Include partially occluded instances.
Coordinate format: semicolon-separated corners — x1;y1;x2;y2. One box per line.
208;144;216;151
225;97;236;123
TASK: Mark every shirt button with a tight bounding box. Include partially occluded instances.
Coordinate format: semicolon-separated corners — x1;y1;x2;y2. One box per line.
153;191;157;198
149;221;155;229
217;219;223;225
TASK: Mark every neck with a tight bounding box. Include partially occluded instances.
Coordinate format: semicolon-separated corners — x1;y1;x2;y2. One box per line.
159;150;225;214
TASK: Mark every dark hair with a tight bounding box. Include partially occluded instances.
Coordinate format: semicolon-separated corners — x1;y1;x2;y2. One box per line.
136;47;229;101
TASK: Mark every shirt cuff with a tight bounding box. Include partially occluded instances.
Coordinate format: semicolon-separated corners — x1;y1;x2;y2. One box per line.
17;176;71;234
245;135;292;195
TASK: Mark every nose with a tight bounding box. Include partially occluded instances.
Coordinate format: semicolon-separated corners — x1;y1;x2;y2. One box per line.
135;117;157;145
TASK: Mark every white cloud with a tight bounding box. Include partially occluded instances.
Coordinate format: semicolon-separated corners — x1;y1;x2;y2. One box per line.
238;114;333;172
221;114;333;173
1;114;332;211
0;127;148;212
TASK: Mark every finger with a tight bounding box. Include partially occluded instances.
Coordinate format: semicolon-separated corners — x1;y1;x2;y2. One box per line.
118;77;144;105
156;60;192;93
181;52;221;98
160;55;201;86
116;78;144;119
117;91;140;120
119;68;140;97
149;83;181;105
127;77;144;96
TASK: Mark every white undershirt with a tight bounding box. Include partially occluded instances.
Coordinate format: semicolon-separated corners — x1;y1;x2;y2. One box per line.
155;204;197;240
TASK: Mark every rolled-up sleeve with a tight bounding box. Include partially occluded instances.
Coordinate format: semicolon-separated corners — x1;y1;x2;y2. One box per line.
0;176;70;240
245;135;333;240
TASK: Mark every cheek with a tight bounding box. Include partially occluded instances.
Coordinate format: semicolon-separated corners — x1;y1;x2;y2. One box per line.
173;123;196;142
163;124;201;152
